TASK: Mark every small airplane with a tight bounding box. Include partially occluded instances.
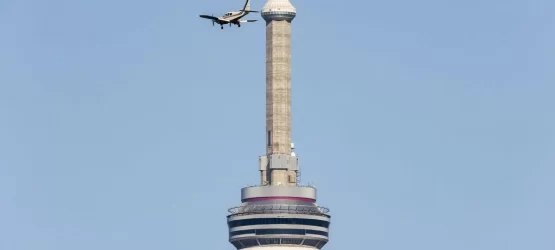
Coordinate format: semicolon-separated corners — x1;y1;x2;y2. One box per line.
199;0;258;30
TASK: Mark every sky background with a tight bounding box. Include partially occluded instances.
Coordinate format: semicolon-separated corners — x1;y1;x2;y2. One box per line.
1;0;554;249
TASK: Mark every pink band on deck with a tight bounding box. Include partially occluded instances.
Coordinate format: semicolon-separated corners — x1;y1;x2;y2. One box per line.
243;196;315;203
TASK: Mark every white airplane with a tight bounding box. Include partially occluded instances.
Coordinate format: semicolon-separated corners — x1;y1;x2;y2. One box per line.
199;0;258;30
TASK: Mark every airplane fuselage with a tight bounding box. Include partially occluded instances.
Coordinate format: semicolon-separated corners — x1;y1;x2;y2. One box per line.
217;11;246;24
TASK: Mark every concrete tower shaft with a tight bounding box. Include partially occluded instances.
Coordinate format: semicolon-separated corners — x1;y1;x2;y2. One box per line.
261;0;298;187
266;20;292;157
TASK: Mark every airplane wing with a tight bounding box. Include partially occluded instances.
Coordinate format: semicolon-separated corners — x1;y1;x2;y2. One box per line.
199;15;219;21
239;20;258;23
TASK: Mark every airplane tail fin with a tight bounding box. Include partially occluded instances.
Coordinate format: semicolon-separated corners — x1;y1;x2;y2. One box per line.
242;0;251;11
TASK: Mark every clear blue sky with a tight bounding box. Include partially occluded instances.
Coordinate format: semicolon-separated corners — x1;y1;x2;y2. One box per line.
1;0;554;249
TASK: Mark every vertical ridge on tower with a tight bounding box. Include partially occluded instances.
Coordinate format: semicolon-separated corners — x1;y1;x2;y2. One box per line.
227;0;331;249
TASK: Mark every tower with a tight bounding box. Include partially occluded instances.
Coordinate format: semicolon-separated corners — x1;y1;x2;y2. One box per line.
227;0;331;249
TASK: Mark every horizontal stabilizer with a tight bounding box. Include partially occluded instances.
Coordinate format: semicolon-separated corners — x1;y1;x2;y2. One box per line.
245;10;259;13
239;19;258;23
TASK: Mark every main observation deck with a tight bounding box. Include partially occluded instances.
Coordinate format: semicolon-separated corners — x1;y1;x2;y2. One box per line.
227;186;330;249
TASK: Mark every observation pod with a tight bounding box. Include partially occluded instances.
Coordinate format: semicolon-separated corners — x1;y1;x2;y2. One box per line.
261;0;297;22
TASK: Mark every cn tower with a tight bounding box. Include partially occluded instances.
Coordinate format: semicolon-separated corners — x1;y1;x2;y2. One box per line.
226;0;331;249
